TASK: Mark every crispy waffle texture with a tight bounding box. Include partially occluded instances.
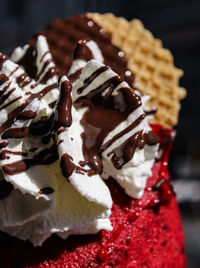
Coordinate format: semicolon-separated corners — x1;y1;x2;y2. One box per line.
88;13;186;127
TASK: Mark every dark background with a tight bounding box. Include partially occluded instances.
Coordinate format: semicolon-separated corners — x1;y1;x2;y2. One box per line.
0;0;200;267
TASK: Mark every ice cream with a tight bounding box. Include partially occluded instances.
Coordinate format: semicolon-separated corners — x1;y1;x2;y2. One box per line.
0;34;158;246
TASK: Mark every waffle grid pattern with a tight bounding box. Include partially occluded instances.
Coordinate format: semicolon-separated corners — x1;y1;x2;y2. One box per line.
88;13;186;127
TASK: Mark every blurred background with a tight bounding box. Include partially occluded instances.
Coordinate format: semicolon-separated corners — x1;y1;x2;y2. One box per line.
0;0;199;266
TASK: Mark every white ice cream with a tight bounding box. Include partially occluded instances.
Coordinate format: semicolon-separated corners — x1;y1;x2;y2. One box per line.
72;60;158;198
0;36;158;246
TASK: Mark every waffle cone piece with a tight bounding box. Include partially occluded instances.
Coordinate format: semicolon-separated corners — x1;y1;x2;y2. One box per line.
88;13;186;127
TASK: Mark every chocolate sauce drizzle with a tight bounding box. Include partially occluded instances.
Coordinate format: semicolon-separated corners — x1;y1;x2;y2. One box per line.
0;82;57;137
3;144;58;175
0;40;59;183
74;64;158;174
73;39;93;62
0;16;159;203
32;15;134;86
17;46;38;78
60;153;95;179
56;79;72;128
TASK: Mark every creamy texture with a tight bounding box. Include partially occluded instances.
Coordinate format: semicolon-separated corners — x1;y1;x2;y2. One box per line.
72;60;158;198
0;35;158;246
0;36;112;246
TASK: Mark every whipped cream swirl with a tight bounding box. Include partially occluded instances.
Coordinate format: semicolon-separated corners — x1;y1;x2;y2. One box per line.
0;36;158;246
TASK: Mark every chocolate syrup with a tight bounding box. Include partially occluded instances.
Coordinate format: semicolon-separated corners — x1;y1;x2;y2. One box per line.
0;142;8;149
17;110;37;120
60;153;94;179
77;66;108;94
17;45;37;79
3;144;58;175
0;16;158;185
73;40;93;61
17;73;32;88
0;150;27;160
107;124;159;169
2;127;29;139
0;74;8;86
0;96;22;111
36;59;57;84
0;83;57;136
0;81;11;97
108;131;143;169
56;79;72;128
0;88;15;106
73;63;156;173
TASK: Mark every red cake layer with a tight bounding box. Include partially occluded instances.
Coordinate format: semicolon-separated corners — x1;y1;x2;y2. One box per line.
0;125;186;267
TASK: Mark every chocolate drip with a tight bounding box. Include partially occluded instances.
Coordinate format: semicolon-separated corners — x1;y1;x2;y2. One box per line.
0;141;8;148
108;130;159;170
36;59;57;84
73;40;93;61
40;51;50;62
2;127;29;139
145;131;159;146
17;73;32;88
101;114;144;153
0;150;27;160
38;186;54;195
17;110;37;120
57;127;65;136
60;153;94;179
0;74;9;86
0;83;56;136
109;131;142;169
3;160;27;175
0;82;11;97
77;66;108;94
145;107;157;116
0;88;16;106
0;180;13;199
28;83;57;102
58;139;64;146
56;79;72;128
16;41;57;84
3;144;58;175
0;96;22;111
0;102;28;135
17;46;37;79
68;69;82;83
9;67;19;77
48;100;57;109
74;66;142;173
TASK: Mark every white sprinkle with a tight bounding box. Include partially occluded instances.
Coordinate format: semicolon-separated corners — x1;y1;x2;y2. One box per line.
118;51;124;57
88;21;94;27
125;70;131;77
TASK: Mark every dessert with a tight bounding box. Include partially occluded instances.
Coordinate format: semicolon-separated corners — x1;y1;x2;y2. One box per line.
0;14;186;267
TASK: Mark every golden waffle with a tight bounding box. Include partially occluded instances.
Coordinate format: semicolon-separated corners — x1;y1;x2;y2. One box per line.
88;13;186;127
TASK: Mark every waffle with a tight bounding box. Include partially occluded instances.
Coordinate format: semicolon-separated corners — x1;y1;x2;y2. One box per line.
88;13;186;127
